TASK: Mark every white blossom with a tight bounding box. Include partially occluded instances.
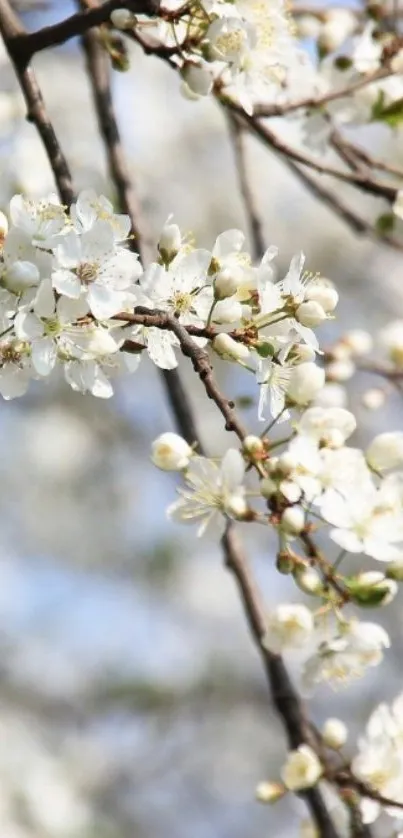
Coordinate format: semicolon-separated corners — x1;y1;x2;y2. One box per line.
168;449;247;536
281;745;322;791
262;604;314;654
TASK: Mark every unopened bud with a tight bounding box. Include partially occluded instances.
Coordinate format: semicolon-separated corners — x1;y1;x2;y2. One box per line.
321;718;348;749
181;62;213;96
276;550;296;574
346;571;398;606
214;268;238;300
243;435;264;456
343;329;373;356
255;781;285;804
260;477;277;499
305;282;338;313
326;359;355;382
295;567;323;595
151;432;193;471
296;14;321;39
296;300;327;328
110;8;135;29
386;559;403;582
281;505;305;535
225;493;249;519
158;219;182;262
361;388;385;410
213;333;250;363
287;363;325;405
366;432;403;471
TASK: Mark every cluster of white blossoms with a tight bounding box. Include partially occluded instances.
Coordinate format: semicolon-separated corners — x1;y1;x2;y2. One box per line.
111;0;320;114
0;189;338;402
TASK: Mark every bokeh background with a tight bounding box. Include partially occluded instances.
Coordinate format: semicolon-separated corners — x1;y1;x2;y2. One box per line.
0;2;403;836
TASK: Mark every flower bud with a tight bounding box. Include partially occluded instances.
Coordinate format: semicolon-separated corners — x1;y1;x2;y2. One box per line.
281;745;322;791
214;268;238;300
305;282;338;313
296;300;327;328
158;219;181;262
318;9;356;53
181;62;213;96
110;8;135;29
260;477;276;498
213;333;250;362
346;571;398;606
255;781;285;804
243;435;264;456
4;260;40;293
296;14;321;39
287;363;325;405
386;559;403;582
321;718;348;750
292;344;316;363
151;432;193;471
295;567;323;596
281;506;305;534
277;452;298;474
326;359;355;382
366;431;403;470
0;210;8;245
361;388;385;410
343;329;373;356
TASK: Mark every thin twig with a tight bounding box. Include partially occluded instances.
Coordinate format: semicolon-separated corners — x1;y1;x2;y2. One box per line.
4;0;161;64
252;67;393;118
0;0;75;205
227;114;266;261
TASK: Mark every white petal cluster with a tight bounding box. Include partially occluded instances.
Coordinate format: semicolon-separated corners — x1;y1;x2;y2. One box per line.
303;619;390;689
0;189;141;399
281;744;322;791
351;692;403;824
167;448;248;536
262;604;314;653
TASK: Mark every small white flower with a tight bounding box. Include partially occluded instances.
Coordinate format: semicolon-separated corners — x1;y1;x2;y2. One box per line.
52;220;140;319
321;718;348;750
304;619;390;689
151;433;193;471
287;362;325;405
168;449;246;536
281;745;322;791
262;604;314;654
366;432;403;471
71;189;131;241
296;406;356;449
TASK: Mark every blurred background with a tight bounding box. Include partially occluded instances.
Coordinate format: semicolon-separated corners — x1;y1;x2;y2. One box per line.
1;2;403;836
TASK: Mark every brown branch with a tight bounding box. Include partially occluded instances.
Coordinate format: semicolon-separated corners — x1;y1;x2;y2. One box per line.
227;114;266;261
0;0;75;205
3;0;161;64
77;1;207;450
231;105;398;202
253;67;393;118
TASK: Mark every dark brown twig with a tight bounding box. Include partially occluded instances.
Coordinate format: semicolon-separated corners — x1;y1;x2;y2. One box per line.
227;114;266;261
0;0;75;205
3;0;161;65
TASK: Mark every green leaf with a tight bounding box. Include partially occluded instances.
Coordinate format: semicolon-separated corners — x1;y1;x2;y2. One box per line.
371;90;403;127
255;341;275;358
375;212;396;234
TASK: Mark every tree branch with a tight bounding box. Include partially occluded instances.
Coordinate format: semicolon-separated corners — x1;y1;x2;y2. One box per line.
2;0;161;64
227;114;266;261
0;0;75;205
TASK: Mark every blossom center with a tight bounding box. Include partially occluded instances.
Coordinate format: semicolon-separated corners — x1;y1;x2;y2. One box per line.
77;261;99;284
